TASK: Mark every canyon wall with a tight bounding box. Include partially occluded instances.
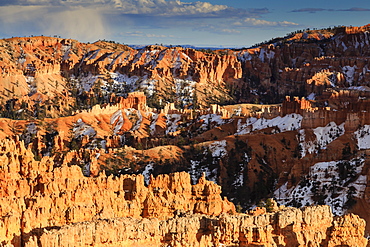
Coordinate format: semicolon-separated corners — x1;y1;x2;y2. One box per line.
2;25;370;247
2;25;370;114
24;205;367;247
0;137;234;246
0;136;367;247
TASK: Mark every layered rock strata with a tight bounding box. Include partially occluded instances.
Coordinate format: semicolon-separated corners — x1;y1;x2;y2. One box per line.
3;25;370;113
0;138;234;246
24;205;367;247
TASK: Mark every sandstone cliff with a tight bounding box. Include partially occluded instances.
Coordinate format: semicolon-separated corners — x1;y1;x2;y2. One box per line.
2;25;370;118
0;135;367;247
0;137;234;246
24;205;367;247
1;24;370;246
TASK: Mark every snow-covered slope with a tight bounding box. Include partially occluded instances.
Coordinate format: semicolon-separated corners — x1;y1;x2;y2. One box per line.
274;157;366;215
298;122;345;157
354;125;370;149
235;113;302;135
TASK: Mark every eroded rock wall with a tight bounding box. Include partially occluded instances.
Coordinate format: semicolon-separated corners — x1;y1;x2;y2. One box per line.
3;25;370;112
24;205;367;247
0;138;234;246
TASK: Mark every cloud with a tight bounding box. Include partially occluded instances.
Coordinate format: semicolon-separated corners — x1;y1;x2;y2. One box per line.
0;0;296;42
1;0;268;18
123;31;174;38
107;0;269;19
0;0;58;6
234;18;299;27
339;7;370;11
0;5;108;41
291;7;370;13
146;34;174;38
219;29;241;34
125;31;144;37
42;7;107;41
193;16;298;35
0;5;47;24
141;1;229;16
194;23;242;34
291;8;329;13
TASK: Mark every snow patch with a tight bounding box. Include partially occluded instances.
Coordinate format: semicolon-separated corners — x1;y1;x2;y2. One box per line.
199;114;226;132
237;51;252;62
140;78;157;96
80;74;98;92
274;157;367;215
235;113;303;135
174;79;197;106
26;122;38;135
207;140;227;158
88;49;100;60
142;163;154;185
189;160;201;184
342;66;357;86
314;122;345;149
189;160;218;184
354;125;370;149
348;86;370;92
166;114;182;135
233;168;244;187
306;93;316;100
109;72;138;89
188;141;227;184
73;119;96;139
110;110;124;134
298;122;345;157
61;45;71;61
149;113;159;135
102;72;157;96
297;129;316;158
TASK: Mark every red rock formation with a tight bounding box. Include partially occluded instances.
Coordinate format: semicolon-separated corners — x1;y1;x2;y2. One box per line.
2;25;370;111
0;138;234;246
112;92;148;111
1;26;370;247
23;205;368;247
282;96;313;114
339;24;370;34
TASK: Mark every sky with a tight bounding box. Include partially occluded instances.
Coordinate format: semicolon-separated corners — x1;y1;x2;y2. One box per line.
0;0;369;48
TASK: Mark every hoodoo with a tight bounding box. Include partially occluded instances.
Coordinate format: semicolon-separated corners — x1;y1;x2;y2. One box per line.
1;24;370;246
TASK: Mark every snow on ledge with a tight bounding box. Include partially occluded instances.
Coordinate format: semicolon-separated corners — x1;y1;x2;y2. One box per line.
235;113;303;135
354;125;370;150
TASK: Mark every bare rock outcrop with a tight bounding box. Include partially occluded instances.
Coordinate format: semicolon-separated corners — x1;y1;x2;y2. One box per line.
0;138;234;246
24;205;368;247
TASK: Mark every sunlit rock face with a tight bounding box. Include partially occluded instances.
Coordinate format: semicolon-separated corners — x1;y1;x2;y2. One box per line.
0;25;370;247
2;25;370;114
0;137;235;245
24;205;368;247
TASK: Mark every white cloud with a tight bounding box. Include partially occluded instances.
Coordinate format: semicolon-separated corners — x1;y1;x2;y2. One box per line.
125;31;144;37
146;34;174;38
0;0;299;44
220;29;241;34
123;31;174;39
42;7;107;41
0;5;47;24
1;0;263;18
234;18;299;27
106;0;232;17
0;5;108;41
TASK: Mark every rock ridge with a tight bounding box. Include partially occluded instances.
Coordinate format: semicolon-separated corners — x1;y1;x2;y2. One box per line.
0;137;234;246
24;205;368;247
